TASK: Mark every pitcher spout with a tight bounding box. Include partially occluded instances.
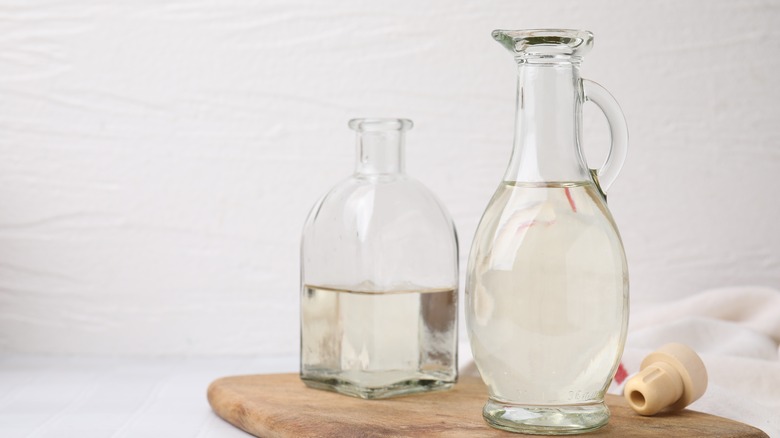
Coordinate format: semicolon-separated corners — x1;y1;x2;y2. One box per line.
492;29;594;61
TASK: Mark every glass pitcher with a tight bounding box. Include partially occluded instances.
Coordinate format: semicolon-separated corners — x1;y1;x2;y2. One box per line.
300;118;459;399
466;30;629;434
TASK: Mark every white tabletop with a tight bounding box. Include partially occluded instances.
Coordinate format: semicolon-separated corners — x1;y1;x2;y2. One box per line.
0;354;298;438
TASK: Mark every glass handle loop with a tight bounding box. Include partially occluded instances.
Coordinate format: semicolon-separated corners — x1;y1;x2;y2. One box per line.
582;79;628;195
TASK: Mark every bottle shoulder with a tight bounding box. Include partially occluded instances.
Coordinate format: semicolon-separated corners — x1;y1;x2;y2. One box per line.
311;174;452;216
302;174;456;240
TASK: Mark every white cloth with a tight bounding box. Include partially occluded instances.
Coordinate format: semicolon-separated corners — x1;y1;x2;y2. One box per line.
623;286;780;437
462;286;780;437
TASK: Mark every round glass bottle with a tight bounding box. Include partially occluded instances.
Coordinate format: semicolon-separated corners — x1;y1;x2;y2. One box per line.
300;118;459;399
466;30;630;434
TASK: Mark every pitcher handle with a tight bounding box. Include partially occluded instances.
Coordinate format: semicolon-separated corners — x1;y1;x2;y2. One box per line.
582;79;628;195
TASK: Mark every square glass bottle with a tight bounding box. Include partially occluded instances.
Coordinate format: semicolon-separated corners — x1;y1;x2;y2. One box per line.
300;118;459;399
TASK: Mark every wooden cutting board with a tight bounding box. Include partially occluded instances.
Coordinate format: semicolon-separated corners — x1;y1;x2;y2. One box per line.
208;373;768;437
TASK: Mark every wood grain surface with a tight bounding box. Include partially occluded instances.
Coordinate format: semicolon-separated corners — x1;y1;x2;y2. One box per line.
207;373;768;437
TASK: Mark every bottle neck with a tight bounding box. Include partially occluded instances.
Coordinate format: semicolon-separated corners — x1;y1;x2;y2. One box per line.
355;129;405;175
504;60;589;183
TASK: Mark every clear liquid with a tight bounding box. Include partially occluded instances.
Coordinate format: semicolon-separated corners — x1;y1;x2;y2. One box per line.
466;182;628;416
301;284;457;399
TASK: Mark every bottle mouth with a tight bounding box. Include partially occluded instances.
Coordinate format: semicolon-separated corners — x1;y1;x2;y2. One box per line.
492;29;593;60
349;118;413;132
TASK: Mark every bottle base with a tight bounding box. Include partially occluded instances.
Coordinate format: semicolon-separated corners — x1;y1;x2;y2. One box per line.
482;398;610;435
301;375;455;400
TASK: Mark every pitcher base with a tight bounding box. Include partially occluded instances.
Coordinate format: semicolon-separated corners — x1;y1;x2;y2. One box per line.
482;398;610;435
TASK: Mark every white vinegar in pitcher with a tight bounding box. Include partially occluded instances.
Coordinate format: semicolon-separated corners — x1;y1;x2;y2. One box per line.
467;182;628;428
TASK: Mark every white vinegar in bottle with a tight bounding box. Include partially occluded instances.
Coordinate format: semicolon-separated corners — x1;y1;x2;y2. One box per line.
300;118;459;399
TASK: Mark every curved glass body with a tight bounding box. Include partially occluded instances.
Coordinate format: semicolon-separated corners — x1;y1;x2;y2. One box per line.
466;30;629;434
300;118;459;399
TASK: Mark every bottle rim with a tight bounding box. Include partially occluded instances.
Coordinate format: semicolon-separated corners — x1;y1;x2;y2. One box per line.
348;118;413;132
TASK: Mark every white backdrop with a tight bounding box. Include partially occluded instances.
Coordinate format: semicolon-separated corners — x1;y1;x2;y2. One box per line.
0;0;778;355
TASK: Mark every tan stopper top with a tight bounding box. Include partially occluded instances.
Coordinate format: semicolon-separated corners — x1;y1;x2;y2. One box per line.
624;343;708;416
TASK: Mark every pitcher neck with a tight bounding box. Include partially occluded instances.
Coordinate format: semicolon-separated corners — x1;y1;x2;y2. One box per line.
504;60;590;183
350;118;411;175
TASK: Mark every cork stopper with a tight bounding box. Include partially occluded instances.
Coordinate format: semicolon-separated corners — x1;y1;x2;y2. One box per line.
624;343;708;416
